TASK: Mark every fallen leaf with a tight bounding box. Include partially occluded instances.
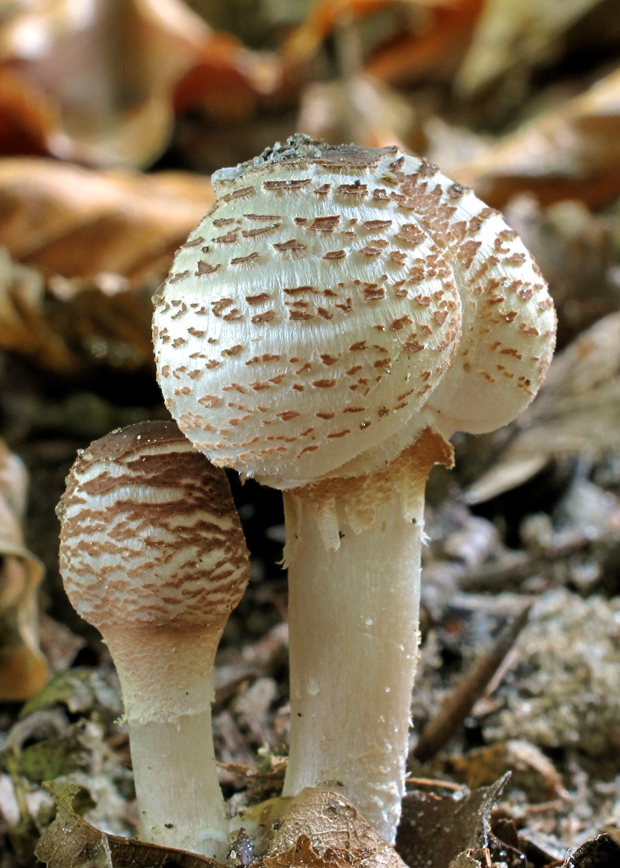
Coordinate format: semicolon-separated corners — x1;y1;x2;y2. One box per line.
0;249;156;374
564;833;620;867
456;0;607;95
395;776;509;868
285;0;407;62
285;0;483;90
452;67;620;209
36;781;222;868
0;0;272;167
239;788;406;867
0;161;213;373
448;850;492;868
0;439;47;701
366;0;484;85
259;834;384;868
0;159;213;281
20;668;122;722
436;741;566;802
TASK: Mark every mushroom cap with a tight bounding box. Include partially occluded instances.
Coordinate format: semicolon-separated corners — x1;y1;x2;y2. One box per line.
58;420;250;632
154;136;556;488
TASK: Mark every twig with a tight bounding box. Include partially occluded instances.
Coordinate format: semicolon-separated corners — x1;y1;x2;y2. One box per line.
411;602;532;763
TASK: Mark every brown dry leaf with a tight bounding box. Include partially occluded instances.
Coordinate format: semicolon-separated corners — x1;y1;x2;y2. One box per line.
436;741;566;802
466;311;620;504
365;0;485;85
395;776;508;868
242;788;406;868
36;782;222;868
0;158;213;280
0;159;213;372
456;0;607;96
0;65;58;157
564;833;620;867
0;248;154;374
0;439;47;701
258;834;381;868
0;0;274;167
452;66;620;210
285;0;406;62
448;852;492;868
285;0;484;86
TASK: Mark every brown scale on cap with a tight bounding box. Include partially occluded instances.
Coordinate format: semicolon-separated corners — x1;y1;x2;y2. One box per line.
154;135;556;490
59;420;250;722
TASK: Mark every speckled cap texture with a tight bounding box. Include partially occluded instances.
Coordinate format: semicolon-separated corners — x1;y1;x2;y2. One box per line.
58;420;249;631
58;420;250;723
154;136;556;489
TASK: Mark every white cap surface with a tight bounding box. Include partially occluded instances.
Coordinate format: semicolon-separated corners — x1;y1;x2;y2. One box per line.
154;136;556;488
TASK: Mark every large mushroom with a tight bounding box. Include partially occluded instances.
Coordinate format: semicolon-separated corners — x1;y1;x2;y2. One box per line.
153;135;556;843
58;420;250;859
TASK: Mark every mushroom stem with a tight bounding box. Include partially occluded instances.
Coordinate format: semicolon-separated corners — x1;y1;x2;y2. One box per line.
281;428;453;844
282;492;422;842
105;627;227;859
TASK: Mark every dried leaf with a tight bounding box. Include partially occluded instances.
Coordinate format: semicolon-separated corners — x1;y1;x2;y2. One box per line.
436;741;566;802
0;159;213;281
0;439;47;701
452;67;620;209
36;781;222;868
449;853;490;868
0;249;156;373
285;0;407;62
240;788;406;868
466;311;620;504
365;0;484;85
286;0;482;90
0;161;213;373
395;776;509;868
456;0;607;95
258;834;380;868
0;0;270;167
564;833;620;867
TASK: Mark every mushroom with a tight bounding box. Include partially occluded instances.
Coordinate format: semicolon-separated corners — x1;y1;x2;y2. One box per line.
58;420;250;859
153;135;556;843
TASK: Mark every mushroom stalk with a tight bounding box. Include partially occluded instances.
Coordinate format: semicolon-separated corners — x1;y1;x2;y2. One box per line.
105;627;226;857
280;428;450;843
282;491;423;842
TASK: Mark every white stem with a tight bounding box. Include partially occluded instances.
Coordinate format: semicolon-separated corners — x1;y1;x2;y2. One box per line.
130;709;228;860
104;627;229;860
282;492;423;844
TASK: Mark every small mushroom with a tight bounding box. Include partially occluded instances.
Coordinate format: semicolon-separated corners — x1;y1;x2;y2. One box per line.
153;136;556;842
58;420;250;859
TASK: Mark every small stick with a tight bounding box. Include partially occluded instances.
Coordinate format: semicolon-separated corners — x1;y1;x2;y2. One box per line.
412;602;532;763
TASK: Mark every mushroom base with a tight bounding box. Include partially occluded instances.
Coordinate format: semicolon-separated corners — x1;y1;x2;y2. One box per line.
282;491;424;844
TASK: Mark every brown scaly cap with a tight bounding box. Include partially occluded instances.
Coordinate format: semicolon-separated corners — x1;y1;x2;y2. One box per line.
154;136;556;490
58;420;250;633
